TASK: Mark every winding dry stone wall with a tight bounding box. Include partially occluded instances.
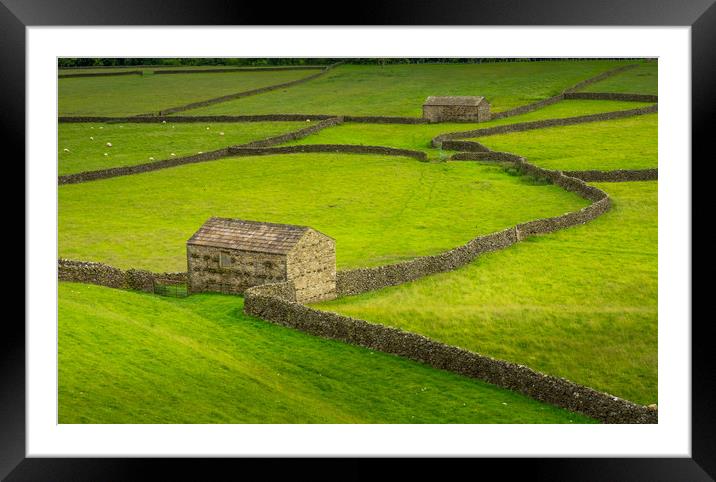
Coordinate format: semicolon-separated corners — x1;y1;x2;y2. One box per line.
58;115;338;124
59;70;143;79
58;147;232;185
433;104;658;146
228;144;428;161
563;63;640;93
155;62;344;116
58;117;344;185
152;66;325;75
564;168;659;182
564;92;658;103
243;286;657;424
490;64;640;120
58;259;186;292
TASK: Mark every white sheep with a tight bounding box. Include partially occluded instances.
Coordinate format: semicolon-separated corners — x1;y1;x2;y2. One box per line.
149;157;155;161
90;136;94;140
106;142;112;147
219;132;225;136
63;148;70;152
171;153;176;156
103;153;108;156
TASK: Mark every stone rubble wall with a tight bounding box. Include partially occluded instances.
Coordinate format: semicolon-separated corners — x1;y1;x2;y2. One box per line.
152;66;326;75
59;115;338;123
489;63;640;120
59;70;143;79
58;259;186;292
228;144;428;161
564;92;658;102
238;117;344;148
449;148;658;183
335;153;609;296
564;168;659;182
155;62;344;116
242;287;657;424
58;117;344;185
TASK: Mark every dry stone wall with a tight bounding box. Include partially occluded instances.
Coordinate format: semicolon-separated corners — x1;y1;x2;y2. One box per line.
490;64;640;120
565;92;658;102
59;70;143;79
58;259;185;292
242;287;657;424
564;168;659;182
155;62;344;116
152;66;325;75
433;104;658;145
58;117;344;185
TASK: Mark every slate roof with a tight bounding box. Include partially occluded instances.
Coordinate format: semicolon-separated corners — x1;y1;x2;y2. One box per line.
423;96;487;106
187;217;312;255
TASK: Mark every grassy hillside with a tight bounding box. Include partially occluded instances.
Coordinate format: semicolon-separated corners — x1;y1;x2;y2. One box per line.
181;61;631;117
58;153;588;272
58;69;314;116
472;114;657;171
58;121;308;175
316;182;658;405
58;283;594;423
580;62;657;95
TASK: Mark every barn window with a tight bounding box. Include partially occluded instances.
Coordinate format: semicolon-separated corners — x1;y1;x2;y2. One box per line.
219;252;233;268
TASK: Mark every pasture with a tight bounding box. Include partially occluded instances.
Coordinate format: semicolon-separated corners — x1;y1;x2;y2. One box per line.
181;60;634;117
58;282;593;423
57;58;658;423
58;69;314;116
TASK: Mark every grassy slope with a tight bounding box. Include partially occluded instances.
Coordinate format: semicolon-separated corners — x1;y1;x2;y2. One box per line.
580;62;657;95
182;61;630;117
58;283;594;423
58;70;313;116
471;114;657;171
317;181;657;405
287;100;654;157
58;153;588;272
58;122;308;175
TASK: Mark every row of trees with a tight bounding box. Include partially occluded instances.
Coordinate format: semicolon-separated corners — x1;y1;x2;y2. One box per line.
58;57;648;68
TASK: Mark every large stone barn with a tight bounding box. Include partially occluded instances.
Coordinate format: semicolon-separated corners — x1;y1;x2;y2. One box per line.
422;96;491;122
187;217;336;303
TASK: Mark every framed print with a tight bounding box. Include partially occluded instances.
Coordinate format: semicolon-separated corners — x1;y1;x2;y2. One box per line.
4;0;714;479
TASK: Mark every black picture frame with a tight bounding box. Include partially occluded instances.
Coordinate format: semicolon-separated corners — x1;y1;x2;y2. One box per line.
4;0;712;480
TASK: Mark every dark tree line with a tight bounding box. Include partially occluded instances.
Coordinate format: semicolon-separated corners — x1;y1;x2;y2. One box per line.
58;57;649;68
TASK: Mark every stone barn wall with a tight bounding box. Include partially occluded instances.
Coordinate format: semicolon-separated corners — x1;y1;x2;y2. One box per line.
423;103;490;123
286;230;337;303
187;244;287;295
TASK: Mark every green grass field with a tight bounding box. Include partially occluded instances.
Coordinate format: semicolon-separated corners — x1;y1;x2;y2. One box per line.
58;121;307;175
471;114;657;171
56;59;658;423
58;69;314;116
181;61;632;117
580;62;657;95
58;282;594;423
58;153;588;272
286;100;654;157
316;181;657;405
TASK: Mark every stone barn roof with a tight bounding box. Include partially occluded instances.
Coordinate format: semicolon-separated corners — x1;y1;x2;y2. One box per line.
424;96;487;106
188;217;330;255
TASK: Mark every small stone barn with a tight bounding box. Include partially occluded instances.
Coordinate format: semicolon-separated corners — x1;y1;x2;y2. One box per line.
187;217;336;303
422;96;491;122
